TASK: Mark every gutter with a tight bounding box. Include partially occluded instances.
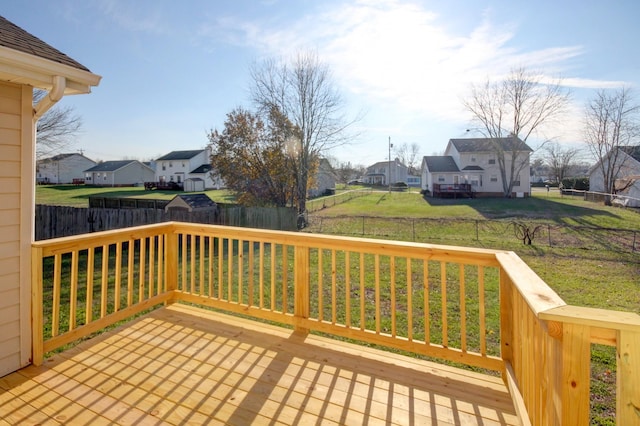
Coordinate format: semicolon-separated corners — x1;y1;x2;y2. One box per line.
33;75;66;120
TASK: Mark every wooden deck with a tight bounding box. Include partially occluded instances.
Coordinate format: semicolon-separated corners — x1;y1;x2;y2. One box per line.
1;304;519;425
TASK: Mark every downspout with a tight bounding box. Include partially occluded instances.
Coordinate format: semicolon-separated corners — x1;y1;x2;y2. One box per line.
33;75;66;120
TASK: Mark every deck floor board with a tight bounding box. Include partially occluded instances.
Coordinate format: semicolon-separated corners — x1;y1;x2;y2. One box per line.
0;304;519;425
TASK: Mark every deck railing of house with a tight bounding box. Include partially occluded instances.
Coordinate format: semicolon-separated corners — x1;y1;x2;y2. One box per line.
32;222;640;426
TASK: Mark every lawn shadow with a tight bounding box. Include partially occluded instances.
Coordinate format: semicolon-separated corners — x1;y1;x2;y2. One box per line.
420;194;622;225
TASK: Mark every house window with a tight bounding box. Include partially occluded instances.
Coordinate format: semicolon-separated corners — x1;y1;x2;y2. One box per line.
513;174;521;186
169;162;173;168
488;159;496;164
438;175;445;182
471;156;476;162
162;165;166;171
490;175;498;182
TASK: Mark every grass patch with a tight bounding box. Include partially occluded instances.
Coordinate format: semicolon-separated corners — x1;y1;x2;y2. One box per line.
36;184;236;207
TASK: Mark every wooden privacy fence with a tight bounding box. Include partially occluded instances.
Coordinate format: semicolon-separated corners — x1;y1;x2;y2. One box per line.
35;204;297;240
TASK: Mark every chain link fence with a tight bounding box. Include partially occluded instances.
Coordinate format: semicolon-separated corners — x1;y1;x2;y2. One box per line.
306;215;639;253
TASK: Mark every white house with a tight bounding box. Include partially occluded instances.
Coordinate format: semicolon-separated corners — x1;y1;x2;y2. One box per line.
0;15;100;376
422;137;532;197
308;158;337;198
84;160;155;187
155;149;223;190
364;159;409;186
588;145;640;207
36;153;96;184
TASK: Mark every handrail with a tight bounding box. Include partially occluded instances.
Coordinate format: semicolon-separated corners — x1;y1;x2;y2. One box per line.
32;222;640;425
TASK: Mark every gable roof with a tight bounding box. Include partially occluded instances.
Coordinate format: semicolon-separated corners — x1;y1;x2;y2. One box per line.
157;150;205;161
0;16;90;72
38;153;94;163
621;146;640;162
167;194;217;210
190;164;213;174
423;156;460;173
0;15;100;93
449;137;533;153
84;160;138;172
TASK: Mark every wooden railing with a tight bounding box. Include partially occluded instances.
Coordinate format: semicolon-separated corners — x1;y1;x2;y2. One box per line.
32;222;640;425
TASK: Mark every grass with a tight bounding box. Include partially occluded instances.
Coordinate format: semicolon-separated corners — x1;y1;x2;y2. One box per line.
36;184;236;207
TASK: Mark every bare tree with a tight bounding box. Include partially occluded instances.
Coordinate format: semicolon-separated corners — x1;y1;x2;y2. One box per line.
250;51;355;220
584;87;640;204
33;89;83;160
543;142;581;183
463;67;570;196
393;142;421;174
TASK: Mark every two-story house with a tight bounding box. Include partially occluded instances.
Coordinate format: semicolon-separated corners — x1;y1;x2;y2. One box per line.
364;159;409;186
422;137;532;197
155;149;223;190
36;153;96;184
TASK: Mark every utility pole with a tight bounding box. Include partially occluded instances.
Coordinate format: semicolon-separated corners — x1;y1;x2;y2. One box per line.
388;136;393;193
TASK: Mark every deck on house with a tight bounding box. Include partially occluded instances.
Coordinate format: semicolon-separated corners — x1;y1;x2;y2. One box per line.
0;304;519;425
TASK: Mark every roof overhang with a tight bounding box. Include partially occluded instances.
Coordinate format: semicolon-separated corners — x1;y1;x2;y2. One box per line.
0;45;101;94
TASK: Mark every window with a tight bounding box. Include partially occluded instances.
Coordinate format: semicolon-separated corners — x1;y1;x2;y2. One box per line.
169;162;173;168
490;175;498;182
513;174;521;186
438;175;445;182
471;156;476;162
488;159;496;165
162;165;166;171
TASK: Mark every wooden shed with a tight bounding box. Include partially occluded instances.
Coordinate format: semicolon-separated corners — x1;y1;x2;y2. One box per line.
165;193;218;213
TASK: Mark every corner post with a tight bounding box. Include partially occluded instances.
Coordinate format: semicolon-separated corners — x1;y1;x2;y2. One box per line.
165;226;178;302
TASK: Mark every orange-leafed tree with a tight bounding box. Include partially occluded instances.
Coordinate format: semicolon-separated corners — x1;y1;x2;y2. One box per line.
208;106;313;208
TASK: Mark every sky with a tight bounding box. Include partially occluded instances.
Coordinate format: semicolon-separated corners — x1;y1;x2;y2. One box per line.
3;0;639;166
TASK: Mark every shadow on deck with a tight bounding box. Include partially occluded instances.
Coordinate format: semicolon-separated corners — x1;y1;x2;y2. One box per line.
1;304;518;425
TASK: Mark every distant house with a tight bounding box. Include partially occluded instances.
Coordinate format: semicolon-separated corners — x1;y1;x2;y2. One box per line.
588;145;640;207
155;149;223;190
36;153;96;184
84;160;155;187
165;193;218;213
364;159;409;186
309;158;337;198
422;137;533;197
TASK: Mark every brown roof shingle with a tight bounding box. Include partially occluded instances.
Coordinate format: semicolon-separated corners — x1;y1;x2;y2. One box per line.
0;15;91;72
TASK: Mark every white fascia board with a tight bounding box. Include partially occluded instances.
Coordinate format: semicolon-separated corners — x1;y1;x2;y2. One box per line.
0;46;101;94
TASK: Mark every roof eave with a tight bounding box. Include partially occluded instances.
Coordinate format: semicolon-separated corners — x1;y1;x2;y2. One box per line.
0;45;101;94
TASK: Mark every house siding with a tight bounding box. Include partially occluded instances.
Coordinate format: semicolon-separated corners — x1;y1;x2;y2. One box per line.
0;82;33;377
589;149;640;207
37;154;96;184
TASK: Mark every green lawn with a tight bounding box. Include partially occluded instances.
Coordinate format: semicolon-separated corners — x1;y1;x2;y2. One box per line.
35;184;236;207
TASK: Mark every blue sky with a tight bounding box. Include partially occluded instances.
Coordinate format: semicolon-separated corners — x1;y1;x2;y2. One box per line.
3;0;639;166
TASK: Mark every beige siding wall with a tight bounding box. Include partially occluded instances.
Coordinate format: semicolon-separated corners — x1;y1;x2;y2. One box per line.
0;82;33;377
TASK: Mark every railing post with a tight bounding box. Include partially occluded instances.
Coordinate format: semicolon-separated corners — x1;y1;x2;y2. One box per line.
165;227;178;301
617;329;640;425
294;245;310;333
31;246;43;366
499;268;513;368
561;323;591;425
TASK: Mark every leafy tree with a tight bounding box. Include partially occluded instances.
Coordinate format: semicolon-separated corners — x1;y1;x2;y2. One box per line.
249;51;354;220
208;107;302;207
463;67;570;196
584;87;640;204
33;89;83;160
